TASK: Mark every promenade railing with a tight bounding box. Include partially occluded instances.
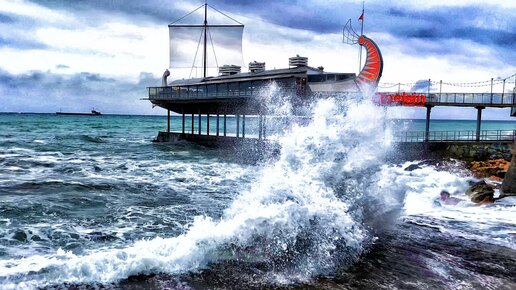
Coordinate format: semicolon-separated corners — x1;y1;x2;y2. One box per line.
426;93;516;107
394;130;516;143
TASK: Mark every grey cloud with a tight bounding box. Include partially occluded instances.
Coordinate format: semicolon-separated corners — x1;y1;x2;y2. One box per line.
0;70;161;114
0;37;48;50
0;13;15;23
27;0;515;64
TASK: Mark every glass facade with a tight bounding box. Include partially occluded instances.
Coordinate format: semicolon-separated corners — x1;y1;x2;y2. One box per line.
149;77;296;100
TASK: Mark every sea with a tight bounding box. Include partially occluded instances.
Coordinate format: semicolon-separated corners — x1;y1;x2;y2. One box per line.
0;96;515;289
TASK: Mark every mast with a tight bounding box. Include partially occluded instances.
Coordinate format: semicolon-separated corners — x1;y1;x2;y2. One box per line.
358;1;364;73
203;2;207;78
168;3;244;78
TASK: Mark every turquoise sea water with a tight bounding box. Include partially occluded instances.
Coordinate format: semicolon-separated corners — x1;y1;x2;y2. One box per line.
0;112;515;289
15;113;506;138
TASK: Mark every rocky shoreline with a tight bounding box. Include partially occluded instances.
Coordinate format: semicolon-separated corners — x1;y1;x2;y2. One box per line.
464;144;516;204
468;159;509;182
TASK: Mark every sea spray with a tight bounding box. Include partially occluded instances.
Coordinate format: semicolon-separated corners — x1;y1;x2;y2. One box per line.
0;91;407;288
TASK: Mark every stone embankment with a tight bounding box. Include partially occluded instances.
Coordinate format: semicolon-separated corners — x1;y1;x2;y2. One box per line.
446;143;511;161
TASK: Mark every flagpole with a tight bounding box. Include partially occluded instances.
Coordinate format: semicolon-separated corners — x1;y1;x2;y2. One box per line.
358;2;364;73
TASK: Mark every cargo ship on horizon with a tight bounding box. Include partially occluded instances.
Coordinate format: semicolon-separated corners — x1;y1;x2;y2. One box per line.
56;109;102;116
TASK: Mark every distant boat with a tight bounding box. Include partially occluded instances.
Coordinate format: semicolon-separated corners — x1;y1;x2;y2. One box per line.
56;109;102;116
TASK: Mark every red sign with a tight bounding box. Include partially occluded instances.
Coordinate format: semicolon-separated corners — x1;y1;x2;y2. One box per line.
376;92;426;106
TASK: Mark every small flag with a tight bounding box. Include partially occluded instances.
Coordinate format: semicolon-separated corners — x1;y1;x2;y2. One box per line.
358;11;364;21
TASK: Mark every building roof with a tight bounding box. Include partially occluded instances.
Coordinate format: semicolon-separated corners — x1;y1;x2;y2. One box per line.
168;66;355;86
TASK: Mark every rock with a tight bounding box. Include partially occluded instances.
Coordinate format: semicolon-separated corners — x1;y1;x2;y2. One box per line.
496;171;506;179
465;180;494;203
488;176;503;183
12;230;27;242
501;144;516;197
469;159;510;178
31;235;43;241
404;164;421;172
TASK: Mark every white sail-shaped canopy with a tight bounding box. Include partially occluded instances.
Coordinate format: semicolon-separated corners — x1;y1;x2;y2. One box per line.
168;4;244;78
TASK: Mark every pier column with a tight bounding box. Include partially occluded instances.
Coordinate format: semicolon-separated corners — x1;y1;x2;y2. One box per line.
263;116;266;139
475;106;484;142
425;105;432;142
191;113;194;134
236;114;240;138
198;110;201;135
223;114;227;136
207;113;210;136
216;113;220;136
242;114;245;138
182;109;185;134
167;110;170;133
258;115;263;140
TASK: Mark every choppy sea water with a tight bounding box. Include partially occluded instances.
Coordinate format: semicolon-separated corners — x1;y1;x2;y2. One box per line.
0;98;515;289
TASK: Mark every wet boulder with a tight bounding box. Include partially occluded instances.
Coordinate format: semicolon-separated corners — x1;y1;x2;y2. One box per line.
465;180;494;203
469;159;509;178
404;164;421;172
501;144;516;197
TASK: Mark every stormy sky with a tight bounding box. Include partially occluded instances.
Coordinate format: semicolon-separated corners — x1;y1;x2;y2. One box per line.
0;0;515;119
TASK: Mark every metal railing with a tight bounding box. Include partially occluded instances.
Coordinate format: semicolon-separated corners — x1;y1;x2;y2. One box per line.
426;93;516;106
378;92;516;107
394;130;516;143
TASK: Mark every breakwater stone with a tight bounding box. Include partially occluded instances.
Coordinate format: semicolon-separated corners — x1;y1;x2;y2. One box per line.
391;142;512;162
501;144;516;197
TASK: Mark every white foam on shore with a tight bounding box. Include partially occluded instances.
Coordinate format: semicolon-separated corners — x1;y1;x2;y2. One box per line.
393;161;516;248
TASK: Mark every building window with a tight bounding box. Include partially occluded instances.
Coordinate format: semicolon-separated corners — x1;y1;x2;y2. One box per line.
197;85;206;98
240;81;251;96
207;84;217;97
228;82;239;96
217;83;228;97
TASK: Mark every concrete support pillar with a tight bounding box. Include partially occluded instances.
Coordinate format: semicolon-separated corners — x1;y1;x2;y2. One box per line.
181;110;185;134
167;110;170;133
207;113;210;136
242;114;245;138
236;114;240;138
216;113;220;136
425;105;432;142
191;113;194;134
258;114;263;140
223;114;227;136
197;110;202;135
198;110;202;135
475;106;484;142
263;116;266;139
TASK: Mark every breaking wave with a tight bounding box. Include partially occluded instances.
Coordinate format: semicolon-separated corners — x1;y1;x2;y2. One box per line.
0;91;407;288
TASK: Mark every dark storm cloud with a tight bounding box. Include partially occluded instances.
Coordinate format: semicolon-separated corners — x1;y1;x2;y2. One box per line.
377;6;515;48
30;0;187;23
26;0;514;61
0;69;160;114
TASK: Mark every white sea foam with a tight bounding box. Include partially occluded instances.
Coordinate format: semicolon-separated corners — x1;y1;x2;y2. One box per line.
391;161;516;248
0;91;406;288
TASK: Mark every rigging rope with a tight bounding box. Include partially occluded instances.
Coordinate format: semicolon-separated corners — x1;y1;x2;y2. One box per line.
169;4;205;25
189;28;205;79
207;4;244;25
207;27;219;71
